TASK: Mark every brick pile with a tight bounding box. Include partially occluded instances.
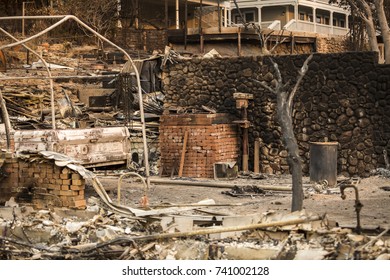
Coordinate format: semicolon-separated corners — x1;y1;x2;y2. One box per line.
0;153;86;209
160;113;239;178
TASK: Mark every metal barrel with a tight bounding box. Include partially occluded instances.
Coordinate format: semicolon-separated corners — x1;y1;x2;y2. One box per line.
309;142;338;186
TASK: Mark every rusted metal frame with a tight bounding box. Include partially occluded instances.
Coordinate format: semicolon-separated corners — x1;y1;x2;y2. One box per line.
0;89;12;150
0;27;56;129
117;172;148;205
0;15;150;188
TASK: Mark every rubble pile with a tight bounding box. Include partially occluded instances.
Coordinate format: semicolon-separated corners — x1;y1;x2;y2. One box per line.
0;204;388;260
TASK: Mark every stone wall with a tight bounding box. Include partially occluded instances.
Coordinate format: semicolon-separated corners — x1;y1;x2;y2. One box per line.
162;52;390;177
316;35;352;53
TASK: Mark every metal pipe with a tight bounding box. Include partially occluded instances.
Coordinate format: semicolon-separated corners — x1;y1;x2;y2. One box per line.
340;184;363;234
117;172;148;205
0;74;118;81
0;15;66;20
0;16;71;50
0;15;150;188
0;89;12;150
0;27;56;129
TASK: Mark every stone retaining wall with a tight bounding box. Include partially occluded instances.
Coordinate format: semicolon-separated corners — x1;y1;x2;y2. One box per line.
162;52;390;177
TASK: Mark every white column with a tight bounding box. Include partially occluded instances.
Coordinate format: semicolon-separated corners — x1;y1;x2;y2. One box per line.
176;0;180;29
330;11;334;34
345;13;349;30
224;8;228;27
228;7;232;26
285;6;289;22
313;8;316;33
294;3;298;21
258;7;262;26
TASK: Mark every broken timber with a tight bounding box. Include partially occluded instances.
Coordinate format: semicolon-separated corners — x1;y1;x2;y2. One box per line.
148;178;292;192
68;214;323;252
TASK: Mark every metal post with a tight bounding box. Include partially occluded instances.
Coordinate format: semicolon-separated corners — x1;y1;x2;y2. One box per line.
254;139;260;173
22;2;34;37
0;89;12;151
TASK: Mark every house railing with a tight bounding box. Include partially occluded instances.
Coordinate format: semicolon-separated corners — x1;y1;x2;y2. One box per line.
267;20;281;30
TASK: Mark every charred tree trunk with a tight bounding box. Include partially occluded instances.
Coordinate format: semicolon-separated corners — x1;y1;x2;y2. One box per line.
256;54;313;212
276;89;304;211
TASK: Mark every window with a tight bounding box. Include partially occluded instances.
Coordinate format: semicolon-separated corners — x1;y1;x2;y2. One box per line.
234;15;244;24
324;17;330;25
333;19;337;26
234;11;255;24
245;12;255;23
340;19;345;28
299;13;305;20
316;15;322;24
308;14;313;22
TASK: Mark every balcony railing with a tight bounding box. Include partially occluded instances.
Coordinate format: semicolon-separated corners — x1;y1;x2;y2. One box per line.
284;19;348;35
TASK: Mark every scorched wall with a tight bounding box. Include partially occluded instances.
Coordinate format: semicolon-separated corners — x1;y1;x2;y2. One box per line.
162;52;390;177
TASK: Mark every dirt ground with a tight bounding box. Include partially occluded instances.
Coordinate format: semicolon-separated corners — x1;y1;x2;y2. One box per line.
97;174;390;231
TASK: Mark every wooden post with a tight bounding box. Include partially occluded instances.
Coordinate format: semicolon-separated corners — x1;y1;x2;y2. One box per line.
165;0;169;29
178;131;189;177
200;33;204;53
185;0;188;50
218;0;221;33
0;50;6;72
135;0;139;29
242;107;249;172
199;0;203;33
254;139;260;173
291;35;295;54
237;28;242;56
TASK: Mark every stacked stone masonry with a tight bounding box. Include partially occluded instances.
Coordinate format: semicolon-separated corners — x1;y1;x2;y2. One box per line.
162;52;390;177
0;154;86;209
160;113;239;178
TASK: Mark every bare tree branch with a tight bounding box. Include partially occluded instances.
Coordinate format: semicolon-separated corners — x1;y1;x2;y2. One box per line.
287;54;313;111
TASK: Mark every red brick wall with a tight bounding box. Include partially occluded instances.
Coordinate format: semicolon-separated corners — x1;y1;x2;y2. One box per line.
0;154;86;209
160;114;239;178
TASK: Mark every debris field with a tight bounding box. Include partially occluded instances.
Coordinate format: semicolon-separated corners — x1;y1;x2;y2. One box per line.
0;39;389;261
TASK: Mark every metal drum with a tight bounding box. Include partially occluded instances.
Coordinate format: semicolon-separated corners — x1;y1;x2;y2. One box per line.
309;142;338;186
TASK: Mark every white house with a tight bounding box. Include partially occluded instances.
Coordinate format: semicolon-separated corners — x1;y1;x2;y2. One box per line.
229;0;350;36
